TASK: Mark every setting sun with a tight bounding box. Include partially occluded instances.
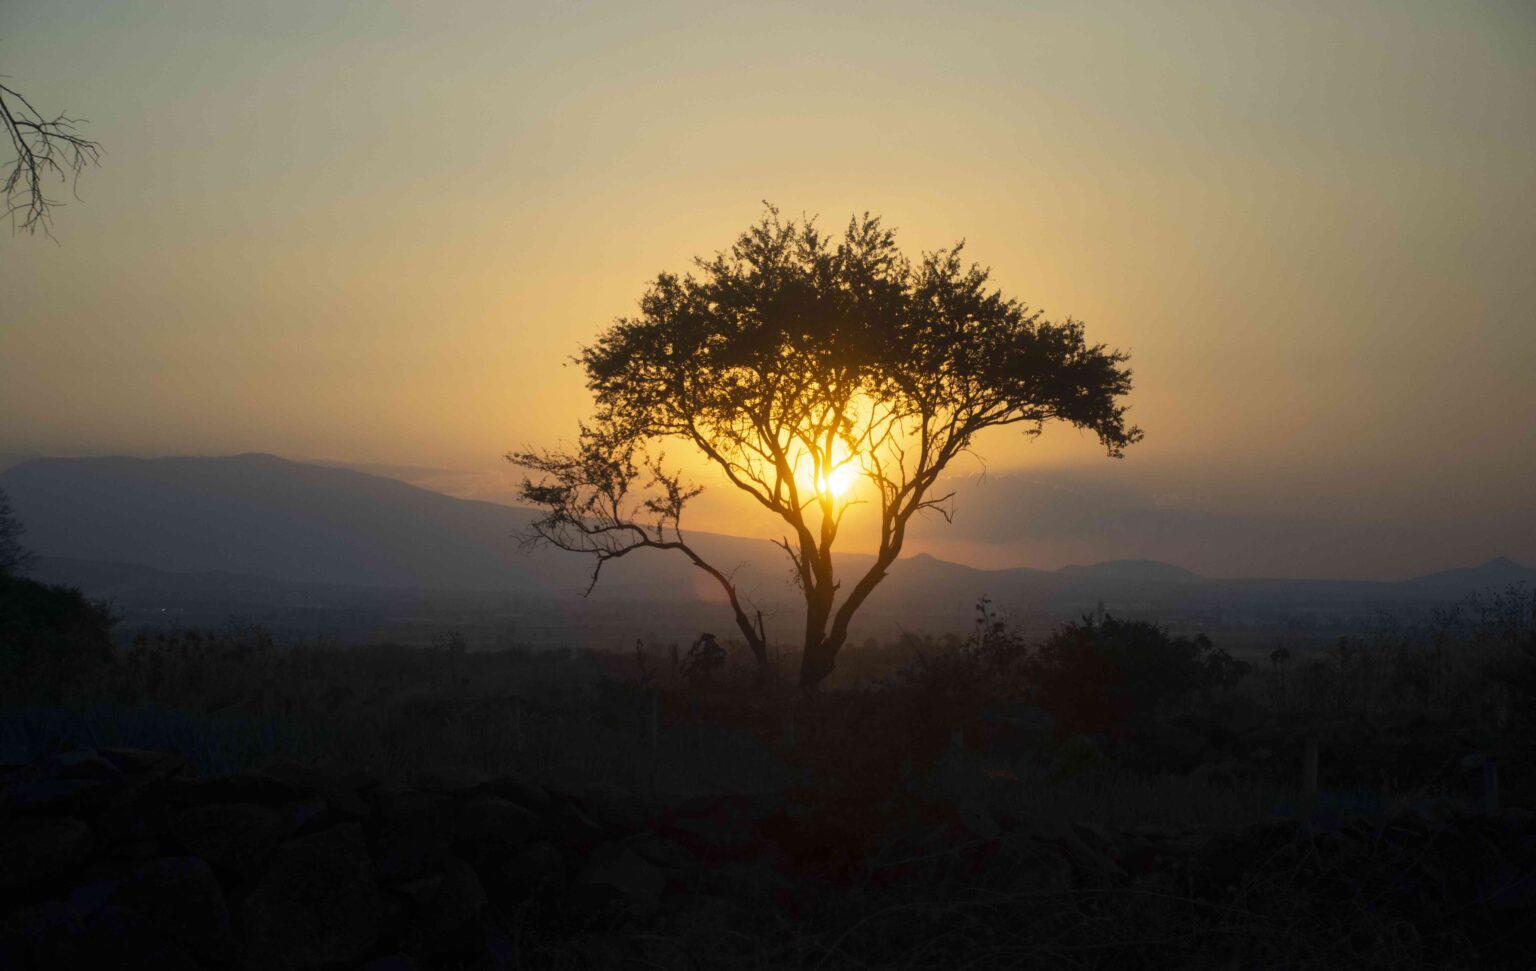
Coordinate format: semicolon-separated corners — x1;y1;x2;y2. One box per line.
820;463;859;499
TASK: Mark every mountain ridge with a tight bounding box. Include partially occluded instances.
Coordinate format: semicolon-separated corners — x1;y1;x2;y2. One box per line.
3;454;1529;648
3;454;1523;593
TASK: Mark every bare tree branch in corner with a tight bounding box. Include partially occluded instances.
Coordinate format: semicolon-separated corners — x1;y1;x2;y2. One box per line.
1;77;102;237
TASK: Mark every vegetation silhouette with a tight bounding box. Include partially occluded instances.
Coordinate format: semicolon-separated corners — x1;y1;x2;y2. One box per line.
1;72;101;236
510;205;1142;689
1027;614;1251;735
0;487;117;698
0;485;34;576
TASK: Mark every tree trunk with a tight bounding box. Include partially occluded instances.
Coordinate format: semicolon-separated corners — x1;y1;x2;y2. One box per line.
799;634;842;690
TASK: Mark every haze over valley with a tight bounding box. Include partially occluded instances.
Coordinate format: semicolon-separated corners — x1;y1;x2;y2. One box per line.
4;453;1528;653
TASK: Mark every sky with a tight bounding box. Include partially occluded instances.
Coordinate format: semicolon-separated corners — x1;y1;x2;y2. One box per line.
2;1;1533;579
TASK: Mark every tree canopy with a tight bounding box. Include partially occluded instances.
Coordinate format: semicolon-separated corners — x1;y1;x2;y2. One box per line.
510;206;1142;689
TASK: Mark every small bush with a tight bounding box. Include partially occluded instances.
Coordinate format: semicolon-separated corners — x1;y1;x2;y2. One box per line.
1028;614;1249;735
0;573;117;700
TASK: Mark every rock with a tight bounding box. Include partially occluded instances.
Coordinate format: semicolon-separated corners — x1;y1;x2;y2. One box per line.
281;796;331;834
478;919;517;970
392;871;445;907
1188;761;1239;791
328;768;380;794
248;758;329;793
98;748;189;778
109;839;162;862
497;841;566;899
241;823;381;969
161;772;295;808
660;795;766;861
1016;814;1122;881
629;835;695;871
1070;821;1110;853
0;901;87;969
667;893;744;940
324;787;370;819
1412;797;1469;827
78;903;198;968
536;798;606;852
1483;808;1536;837
64;879;119;922
455;796;538;849
47;748;122;784
426;857;485;934
481;774;551;813
575;785;651;833
576;843;664;911
411;765;487;794
251;761;367;819
572;932;638;967
168;802;283;875
375;790;456;879
0;817;92;892
92;775;173;843
1;778;107;815
987;839;1075;889
116;856;235;964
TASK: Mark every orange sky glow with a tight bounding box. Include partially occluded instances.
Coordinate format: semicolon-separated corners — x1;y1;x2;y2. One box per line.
2;1;1532;578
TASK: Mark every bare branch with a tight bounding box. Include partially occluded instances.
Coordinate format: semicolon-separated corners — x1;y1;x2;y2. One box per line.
1;80;101;237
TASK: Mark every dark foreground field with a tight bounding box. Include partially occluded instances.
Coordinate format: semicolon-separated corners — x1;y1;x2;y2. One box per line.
3;583;1534;968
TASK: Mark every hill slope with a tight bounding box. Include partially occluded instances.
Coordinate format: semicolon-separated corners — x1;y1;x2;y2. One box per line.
0;453;768;598
4;454;1528;648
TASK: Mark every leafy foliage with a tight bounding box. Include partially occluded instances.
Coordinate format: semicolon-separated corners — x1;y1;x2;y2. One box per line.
0;486;34;576
0;572;116;699
680;632;727;688
1028;614;1250;734
511;205;1142;687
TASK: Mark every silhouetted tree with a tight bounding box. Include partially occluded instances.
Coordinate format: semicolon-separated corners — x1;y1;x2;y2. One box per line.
510;206;1141;689
2;74;101;235
0;572;117;699
0;485;34;576
681;632;727;688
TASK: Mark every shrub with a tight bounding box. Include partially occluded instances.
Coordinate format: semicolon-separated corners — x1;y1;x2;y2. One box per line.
1028;614;1249;734
0;573;117;700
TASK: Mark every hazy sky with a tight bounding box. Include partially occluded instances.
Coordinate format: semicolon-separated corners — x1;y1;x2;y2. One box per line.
3;1;1533;578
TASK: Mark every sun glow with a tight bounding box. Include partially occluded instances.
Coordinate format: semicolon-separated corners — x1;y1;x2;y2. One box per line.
818;462;859;499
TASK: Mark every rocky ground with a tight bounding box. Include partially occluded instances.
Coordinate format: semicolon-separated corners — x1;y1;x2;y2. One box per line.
3;744;1535;969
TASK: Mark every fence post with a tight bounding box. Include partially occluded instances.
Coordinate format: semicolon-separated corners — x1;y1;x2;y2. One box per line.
1484;759;1500;813
648;691;659;763
514;698;523;754
1303;736;1319;809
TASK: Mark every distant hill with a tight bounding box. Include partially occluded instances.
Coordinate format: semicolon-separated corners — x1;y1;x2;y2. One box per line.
3;453;1527;649
0;453;760;599
1409;556;1536;593
1057;559;1200;583
0;451;40;473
